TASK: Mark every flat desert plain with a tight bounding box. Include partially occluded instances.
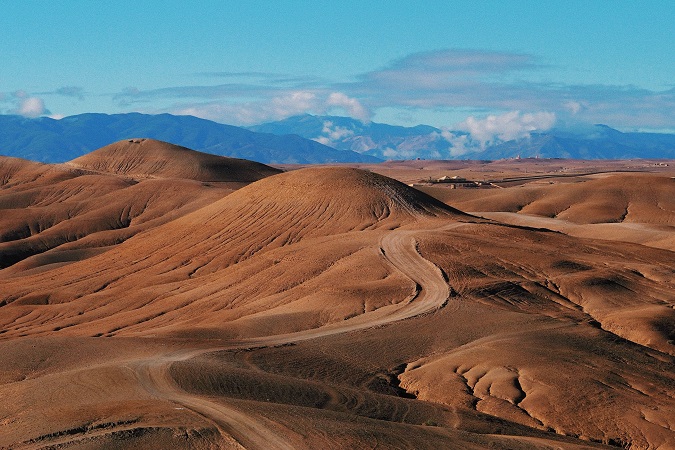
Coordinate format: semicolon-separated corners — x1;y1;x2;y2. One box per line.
1;140;674;449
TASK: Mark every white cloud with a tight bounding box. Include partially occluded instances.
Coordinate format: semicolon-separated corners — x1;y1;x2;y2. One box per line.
270;91;319;117
564;100;586;115
171;92;320;125
381;147;402;159
313;120;355;147
435;129;474;157
17;97;47;118
350;49;674;131
326;92;371;122
458;111;556;146
430;111;557;156
168;91;371;126
1;91;50;118
314;136;331;146
108;48;674;130
172;103;265;125
170;92;320;125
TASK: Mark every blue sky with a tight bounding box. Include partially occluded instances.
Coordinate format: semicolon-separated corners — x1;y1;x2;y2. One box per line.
1;1;673;133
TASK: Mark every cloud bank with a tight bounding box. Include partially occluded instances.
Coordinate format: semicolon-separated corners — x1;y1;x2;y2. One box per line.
106;48;672;130
427;110;557;157
351;50;673;130
158;89;370;125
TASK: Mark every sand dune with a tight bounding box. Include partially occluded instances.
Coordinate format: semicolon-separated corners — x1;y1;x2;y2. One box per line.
1;151;674;449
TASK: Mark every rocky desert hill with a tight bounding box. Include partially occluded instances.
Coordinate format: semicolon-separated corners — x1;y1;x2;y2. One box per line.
1;147;674;449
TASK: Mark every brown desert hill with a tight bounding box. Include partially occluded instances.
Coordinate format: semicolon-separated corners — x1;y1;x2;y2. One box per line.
418;172;675;250
0;176;229;271
0;167;472;338
0;141;281;271
423;172;675;225
0;156;78;189
196;166;468;236
71;166;468;275
67;138;282;182
2;161;675;449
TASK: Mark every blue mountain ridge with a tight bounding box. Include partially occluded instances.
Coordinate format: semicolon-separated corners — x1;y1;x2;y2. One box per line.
250;114;675;160
0;113;381;164
1;113;674;163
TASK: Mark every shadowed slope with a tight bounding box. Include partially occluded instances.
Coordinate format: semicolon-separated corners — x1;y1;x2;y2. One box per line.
0;177;229;271
68;138;281;182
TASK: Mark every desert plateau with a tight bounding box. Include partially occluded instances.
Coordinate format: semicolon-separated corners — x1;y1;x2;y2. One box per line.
0;137;673;449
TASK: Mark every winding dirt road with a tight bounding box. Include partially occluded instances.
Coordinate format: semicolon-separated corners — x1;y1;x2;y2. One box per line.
135;226;456;449
377;229;451;320
131;351;293;450
28;225;457;449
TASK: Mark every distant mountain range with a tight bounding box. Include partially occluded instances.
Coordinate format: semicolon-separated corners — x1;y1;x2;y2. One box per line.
478;124;675;160
250;114;448;160
251;114;675;160
1;112;674;164
0;113;380;164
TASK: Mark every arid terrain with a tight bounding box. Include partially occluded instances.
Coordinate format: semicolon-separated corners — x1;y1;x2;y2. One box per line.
1;141;674;449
